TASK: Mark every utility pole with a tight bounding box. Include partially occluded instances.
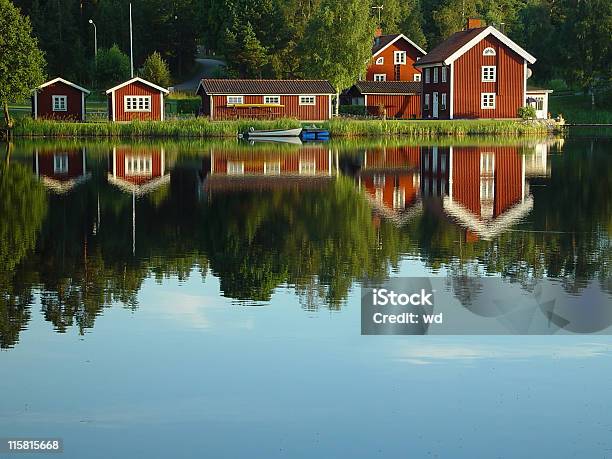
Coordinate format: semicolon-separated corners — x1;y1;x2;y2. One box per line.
129;2;134;78
88;19;97;58
371;5;383;24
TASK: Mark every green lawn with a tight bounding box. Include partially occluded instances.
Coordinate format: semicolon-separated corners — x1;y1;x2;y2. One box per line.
549;91;612;124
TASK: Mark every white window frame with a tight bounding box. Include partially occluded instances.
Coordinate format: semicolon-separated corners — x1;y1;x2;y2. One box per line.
227;95;244;105
441;66;447;83
375;56;384;65
263;95;280;105
424;93;430;110
483;47;496;56
441;93;447;111
482;66;497;82
433;67;438;83
424;68;430;84
124;95;151;112
52;95;68;112
413;74;421;82
264;161;280;175
53;154;69;173
125;155;153;176
374;74;387;82
481;93;496;109
299;95;316;106
394;51;406;65
299;159;316;175
227;161;245;175
480;152;495;174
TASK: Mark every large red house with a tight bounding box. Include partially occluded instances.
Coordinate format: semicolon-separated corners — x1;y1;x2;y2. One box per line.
367;32;426;82
196;79;335;121
32;78;90;121
414;22;537;119
345;81;421;119
106;77;169;122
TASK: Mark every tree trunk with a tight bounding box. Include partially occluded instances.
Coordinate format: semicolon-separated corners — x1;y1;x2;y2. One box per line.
3;100;13;130
5;141;12;167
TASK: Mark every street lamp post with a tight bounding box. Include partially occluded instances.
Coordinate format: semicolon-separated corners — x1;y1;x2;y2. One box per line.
88;19;97;58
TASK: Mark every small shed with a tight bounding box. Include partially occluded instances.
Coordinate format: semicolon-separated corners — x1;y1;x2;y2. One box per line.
32;77;90;121
346;81;422;119
196;79;335;121
106;77;169;122
526;87;553;119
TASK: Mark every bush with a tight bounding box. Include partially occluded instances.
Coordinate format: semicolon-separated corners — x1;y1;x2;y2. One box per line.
339;105;367;116
95;44;130;88
140;52;171;88
518;105;537;120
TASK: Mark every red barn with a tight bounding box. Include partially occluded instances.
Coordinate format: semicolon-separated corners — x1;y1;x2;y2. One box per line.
196;79;335;121
346;81;421;119
33;147;90;193
368;33;426;82
106;77;169;122
414;23;536;119
32;78;90;121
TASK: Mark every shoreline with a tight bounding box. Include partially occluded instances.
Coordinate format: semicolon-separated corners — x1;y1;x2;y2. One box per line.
10;118;560;139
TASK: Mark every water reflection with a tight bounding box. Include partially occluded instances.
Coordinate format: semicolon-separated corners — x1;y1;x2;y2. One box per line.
0;136;610;347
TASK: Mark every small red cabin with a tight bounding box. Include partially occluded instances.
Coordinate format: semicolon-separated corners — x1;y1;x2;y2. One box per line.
196;79;335;121
368;33;426;82
106;77;169;122
414;25;537;119
346;81;421;119
32;78;90;121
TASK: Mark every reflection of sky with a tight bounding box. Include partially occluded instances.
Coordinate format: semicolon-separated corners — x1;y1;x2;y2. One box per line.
1;257;612;458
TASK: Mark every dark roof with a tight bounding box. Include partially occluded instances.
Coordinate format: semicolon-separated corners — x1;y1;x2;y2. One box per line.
415;27;486;66
352;81;422;95
372;34;400;55
198;79;335;95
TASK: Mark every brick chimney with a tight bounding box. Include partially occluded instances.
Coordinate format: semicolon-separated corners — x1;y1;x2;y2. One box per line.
467;18;484;29
375;27;383;37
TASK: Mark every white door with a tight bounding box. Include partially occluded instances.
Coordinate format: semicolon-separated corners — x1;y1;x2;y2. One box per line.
433;92;439;118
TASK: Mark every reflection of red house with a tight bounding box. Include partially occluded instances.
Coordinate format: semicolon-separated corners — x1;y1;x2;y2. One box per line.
32;78;90;121
33;147;90;193
357;146;422;224
108;146;170;195
442;146;533;240
202;146;333;192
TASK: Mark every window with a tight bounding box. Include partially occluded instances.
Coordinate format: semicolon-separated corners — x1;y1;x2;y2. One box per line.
375;56;384;65
413;74;421;82
424;68;430;83
483;47;496;56
481;93;496;109
480;152;495;174
533;96;544;110
373;174;385;187
299;159;316;175
264;161;280;175
441;93;447;110
394;51;406;65
424;93;430;110
482;66;496;82
433;67;438;83
125;155;152;176
299;95;316;105
227;95;244;105
53;154;68;173
263;95;280;105
227;161;244;175
374;74;387;82
52;95;67;112
442;66;447;83
125;96;151;112
393;187;405;210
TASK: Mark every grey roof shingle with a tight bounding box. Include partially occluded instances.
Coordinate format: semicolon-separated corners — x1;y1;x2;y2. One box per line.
198;79;336;95
415;27;486;66
352;81;422;95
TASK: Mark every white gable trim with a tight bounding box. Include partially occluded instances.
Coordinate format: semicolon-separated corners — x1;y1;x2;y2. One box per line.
372;34;426;58
37;77;91;94
444;26;536;65
106;77;169;95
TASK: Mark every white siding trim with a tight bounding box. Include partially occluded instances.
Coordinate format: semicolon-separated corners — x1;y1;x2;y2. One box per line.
523;61;527;107
210;95;214;120
160;92;164;121
449;62;454;119
33;93;38;119
328;95;332;120
111;92;116;121
81;92;85;121
372;33;426;57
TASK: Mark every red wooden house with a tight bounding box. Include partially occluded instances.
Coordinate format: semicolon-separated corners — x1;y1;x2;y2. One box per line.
108;146;170;195
196;79;335;121
346;81;421;119
367;32;426;82
106;77;169;122
33;147;90;193
32;78;90;121
414;22;537;119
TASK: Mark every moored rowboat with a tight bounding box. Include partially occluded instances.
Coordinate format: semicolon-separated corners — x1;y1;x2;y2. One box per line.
245;127;303;138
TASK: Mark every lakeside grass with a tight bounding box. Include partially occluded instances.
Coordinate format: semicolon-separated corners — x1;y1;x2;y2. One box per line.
11;117;554;139
550;92;612;124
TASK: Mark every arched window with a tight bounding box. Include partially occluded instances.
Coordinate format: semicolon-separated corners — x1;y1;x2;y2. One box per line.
483;47;496;56
376;56;384;65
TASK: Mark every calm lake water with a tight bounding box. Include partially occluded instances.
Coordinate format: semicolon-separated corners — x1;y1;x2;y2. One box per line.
1;130;611;458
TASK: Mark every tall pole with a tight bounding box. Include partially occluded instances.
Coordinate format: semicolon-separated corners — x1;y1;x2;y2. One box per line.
88;19;97;58
129;2;134;78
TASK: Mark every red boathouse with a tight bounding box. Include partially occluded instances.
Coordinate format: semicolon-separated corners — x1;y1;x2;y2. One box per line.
346;81;422;119
106;77;169;122
32;78;90;121
196;79;335;121
414;22;537;119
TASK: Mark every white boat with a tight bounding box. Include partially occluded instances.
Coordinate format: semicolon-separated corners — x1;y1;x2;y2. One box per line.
245;127;303;138
249;136;303;145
